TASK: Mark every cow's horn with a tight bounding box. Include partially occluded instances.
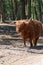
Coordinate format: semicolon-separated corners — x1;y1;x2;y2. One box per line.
29;17;33;21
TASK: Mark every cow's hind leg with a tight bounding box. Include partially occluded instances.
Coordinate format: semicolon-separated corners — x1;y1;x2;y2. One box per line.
24;40;26;47
29;39;33;47
34;37;39;46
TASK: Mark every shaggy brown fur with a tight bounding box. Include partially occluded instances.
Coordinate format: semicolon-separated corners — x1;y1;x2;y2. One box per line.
16;19;42;47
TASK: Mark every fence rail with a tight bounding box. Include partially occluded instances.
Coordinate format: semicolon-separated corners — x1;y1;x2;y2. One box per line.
0;23;43;40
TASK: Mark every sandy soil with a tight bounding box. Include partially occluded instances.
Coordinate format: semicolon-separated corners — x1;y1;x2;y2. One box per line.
0;35;43;65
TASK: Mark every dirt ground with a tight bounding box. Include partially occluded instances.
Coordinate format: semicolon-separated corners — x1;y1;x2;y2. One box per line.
0;35;43;65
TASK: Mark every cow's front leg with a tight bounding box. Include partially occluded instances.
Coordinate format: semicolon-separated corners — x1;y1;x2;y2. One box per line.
24;40;26;47
29;39;33;47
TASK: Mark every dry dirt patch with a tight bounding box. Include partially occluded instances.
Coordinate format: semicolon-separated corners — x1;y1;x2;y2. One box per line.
0;35;43;65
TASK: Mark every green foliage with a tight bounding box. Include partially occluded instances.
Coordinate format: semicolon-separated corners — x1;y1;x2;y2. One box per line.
3;0;13;20
1;0;43;22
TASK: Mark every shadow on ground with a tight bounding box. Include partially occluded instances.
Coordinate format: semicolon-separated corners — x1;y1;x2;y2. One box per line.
0;36;43;54
0;39;11;45
29;45;43;50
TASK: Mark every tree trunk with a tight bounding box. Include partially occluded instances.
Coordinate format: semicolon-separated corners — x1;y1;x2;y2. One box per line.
20;0;26;19
37;0;42;21
11;0;15;20
27;0;31;19
34;7;38;20
12;0;17;20
0;0;5;22
34;0;38;20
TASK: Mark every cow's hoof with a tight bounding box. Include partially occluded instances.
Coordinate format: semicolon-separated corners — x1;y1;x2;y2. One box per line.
24;43;26;47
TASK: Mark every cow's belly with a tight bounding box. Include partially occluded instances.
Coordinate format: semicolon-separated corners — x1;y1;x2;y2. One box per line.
20;31;35;40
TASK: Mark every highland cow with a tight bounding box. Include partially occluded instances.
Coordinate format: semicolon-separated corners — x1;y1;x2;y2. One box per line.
16;19;42;47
